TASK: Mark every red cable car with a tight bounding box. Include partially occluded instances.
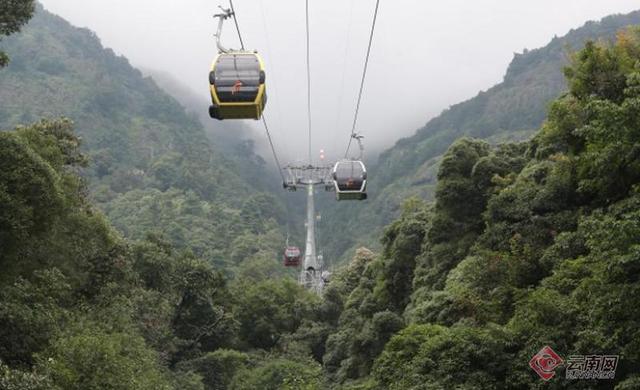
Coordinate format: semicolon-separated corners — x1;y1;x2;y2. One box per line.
283;246;302;267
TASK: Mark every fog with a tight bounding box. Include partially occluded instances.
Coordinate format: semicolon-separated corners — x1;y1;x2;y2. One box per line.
39;0;640;163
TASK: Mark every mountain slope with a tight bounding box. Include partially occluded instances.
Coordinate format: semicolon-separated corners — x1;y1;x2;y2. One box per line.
320;26;640;388
0;5;287;276
0;8;326;389
319;10;640;264
0;118;324;389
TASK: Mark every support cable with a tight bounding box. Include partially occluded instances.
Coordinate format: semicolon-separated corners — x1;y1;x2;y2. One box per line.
262;115;287;184
332;0;355;155
305;0;313;163
345;0;381;159
227;1;286;184
228;0;245;50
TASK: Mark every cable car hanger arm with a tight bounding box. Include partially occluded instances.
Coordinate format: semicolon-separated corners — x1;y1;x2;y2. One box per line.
350;133;365;160
213;6;234;53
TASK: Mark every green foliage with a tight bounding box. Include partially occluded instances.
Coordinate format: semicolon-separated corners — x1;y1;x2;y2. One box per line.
406;140;528;324
373;324;514;389
564;39;629;103
321;27;640;388
0;119;123;289
279;319;333;363
430;138;491;242
0;131;63;257
229;356;324;390
0;7;308;388
177;349;249;390
322;243;410;384
233;279;320;350
170;256;235;358
0;360;52;390
0;118;86;258
0;0;35;67
0;0;35;37
39;324;172;390
4;5;640;390
0;269;71;366
0;7;288;279
375;198;430;311
319;10;640;268
0;120;309;389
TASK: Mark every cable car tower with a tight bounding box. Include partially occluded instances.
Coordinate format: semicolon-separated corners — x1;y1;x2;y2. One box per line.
208;0;381;294
284;164;332;294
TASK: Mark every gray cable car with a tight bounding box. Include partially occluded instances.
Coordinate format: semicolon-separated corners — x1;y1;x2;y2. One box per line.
332;160;367;201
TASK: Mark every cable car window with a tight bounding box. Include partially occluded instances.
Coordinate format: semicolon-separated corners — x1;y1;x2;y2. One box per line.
215;55;261;102
335;162;365;191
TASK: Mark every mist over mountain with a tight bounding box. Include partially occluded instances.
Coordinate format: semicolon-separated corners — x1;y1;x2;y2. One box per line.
318;10;640;264
141;68;257;151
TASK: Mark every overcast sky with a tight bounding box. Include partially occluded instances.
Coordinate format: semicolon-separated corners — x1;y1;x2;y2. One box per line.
39;0;640;163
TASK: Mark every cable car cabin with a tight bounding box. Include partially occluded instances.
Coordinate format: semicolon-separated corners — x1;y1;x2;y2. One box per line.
283;246;301;267
332;160;367;201
209;52;267;120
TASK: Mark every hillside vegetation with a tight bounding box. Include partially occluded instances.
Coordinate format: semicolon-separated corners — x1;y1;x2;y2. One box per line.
0;119;325;389
319;10;640;264
319;27;640;389
0;5;287;277
2;3;640;389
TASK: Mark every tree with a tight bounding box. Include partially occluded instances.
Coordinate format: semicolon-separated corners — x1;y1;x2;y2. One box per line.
324;26;640;389
233;279;319;350
0;132;64;262
0;269;71;366
229;357;323;390
0;360;52;390
177;349;249;390
0;0;36;67
373;324;513;389
39;324;172;390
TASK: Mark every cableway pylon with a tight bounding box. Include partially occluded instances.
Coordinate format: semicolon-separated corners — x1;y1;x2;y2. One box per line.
284;164;334;294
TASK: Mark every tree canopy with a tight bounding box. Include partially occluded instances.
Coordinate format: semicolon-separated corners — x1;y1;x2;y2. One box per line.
0;0;35;67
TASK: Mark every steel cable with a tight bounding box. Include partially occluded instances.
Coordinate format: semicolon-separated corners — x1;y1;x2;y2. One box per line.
345;0;381;159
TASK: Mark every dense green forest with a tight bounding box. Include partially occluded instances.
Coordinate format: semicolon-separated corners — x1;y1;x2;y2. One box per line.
2;2;640;389
316;27;640;389
318;10;640;265
0;118;327;388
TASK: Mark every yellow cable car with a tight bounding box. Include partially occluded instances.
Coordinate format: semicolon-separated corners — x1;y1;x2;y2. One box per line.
208;52;267;120
208;7;267;120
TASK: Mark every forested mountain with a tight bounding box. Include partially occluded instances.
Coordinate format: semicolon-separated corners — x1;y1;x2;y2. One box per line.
1;4;320;389
319;10;640;264
3;2;640;389
143;68;277;192
0;5;287;277
319;26;640;388
0;118;324;389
